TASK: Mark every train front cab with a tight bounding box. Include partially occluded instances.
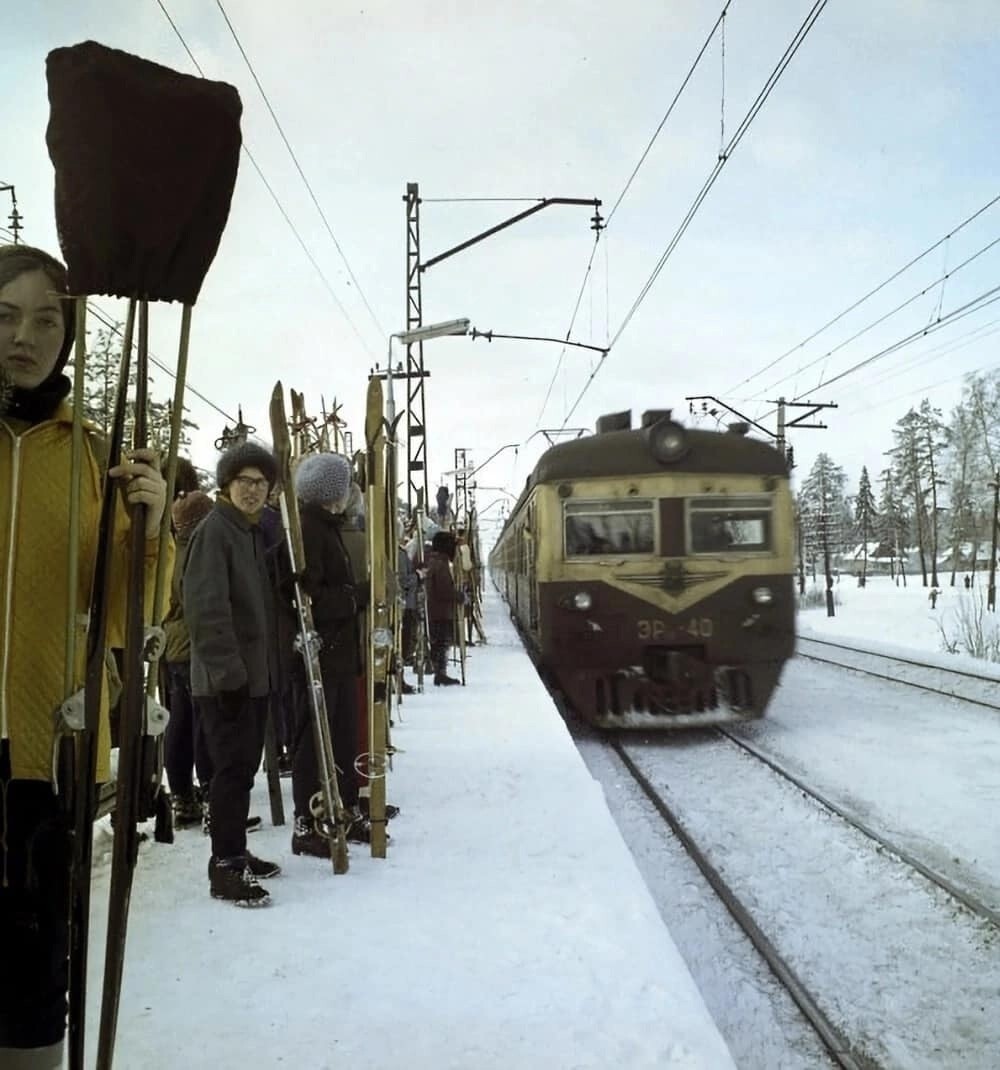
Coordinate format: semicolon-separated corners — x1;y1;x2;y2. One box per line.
533;473;795;727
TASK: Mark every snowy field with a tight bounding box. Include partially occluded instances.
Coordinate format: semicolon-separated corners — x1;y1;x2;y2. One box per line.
797;570;1000;667
83;590;735;1070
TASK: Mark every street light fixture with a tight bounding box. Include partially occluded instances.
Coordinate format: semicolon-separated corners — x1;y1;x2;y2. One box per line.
395;318;471;345
381;317;472;423
377;318;472;518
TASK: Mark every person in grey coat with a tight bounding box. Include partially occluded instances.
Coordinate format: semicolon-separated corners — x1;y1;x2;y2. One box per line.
183;441;282;906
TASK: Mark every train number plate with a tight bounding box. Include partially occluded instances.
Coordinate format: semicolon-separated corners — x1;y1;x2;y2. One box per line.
638;617;714;641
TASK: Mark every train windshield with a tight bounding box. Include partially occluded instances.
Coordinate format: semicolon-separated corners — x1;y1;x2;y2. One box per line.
688;496;772;553
564;499;655;557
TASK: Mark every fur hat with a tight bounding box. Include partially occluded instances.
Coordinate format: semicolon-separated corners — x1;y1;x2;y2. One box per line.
216;441;278;491
171;490;213;536
294;452;352;507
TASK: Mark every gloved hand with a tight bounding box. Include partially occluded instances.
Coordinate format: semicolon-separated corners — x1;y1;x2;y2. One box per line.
218;684;249;715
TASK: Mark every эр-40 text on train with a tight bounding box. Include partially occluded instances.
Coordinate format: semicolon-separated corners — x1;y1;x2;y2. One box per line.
489;409;796;727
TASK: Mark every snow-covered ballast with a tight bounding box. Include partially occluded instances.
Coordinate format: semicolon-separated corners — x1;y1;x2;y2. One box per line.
490;409;796;727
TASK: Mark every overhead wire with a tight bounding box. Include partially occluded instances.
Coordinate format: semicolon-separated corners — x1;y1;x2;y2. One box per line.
533;0;733;431
560;0;830;428
791;281;1000;397
726;190;1000;394
828;315;1000;400
85;302;239;424
754;230;1000;396
213;0;386;340
154;0;378;359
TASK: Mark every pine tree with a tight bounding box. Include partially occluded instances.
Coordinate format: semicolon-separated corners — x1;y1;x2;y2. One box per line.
854;466;878;587
68;323;198;452
876;468;908;584
945;403;979;584
887;403;947;587
798;453;848;616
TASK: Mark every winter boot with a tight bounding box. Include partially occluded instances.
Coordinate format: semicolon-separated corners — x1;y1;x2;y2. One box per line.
171;790;202;830
208;856;269;906
245;851;281;878
358;797;399;822
345;805;391;845
291;816;332;858
434;673;460;686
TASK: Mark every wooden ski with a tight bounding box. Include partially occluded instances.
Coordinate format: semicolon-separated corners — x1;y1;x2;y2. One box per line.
456;596;467;685
365;377;389;858
412;491;430;692
270;381;349;873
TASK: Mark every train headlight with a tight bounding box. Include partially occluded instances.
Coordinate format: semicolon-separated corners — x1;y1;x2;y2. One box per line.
647;418;688;463
572;591;593;610
751;586;774;606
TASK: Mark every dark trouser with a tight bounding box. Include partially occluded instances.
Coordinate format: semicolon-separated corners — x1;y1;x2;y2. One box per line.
429;618;453;677
401;608;417;666
0;746;71;1049
197;695;267;861
164;661;213;796
291;661;359;816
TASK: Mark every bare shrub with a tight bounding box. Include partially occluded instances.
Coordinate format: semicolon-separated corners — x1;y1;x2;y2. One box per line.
940;586;1000;661
798;586;841;610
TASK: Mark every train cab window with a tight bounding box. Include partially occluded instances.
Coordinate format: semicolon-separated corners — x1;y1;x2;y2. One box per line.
688;496;772;554
564;499;655;557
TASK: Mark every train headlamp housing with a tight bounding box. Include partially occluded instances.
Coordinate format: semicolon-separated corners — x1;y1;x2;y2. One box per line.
572;590;593;610
751;586;774;606
646;417;689;464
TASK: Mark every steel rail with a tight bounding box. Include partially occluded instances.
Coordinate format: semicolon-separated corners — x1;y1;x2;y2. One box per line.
795;636;1000;712
718;728;1000;929
612;739;871;1070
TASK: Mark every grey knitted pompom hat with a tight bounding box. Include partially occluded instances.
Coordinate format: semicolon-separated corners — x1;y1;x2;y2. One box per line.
294;452;352;506
216;441;278;490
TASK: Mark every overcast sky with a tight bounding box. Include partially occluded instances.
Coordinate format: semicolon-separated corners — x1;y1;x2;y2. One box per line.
8;0;1000;533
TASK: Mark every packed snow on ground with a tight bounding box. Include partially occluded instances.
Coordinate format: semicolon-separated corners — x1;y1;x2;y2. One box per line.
746;655;1000;912
797;571;1000;671
84;590;735;1070
626;735;1000;1069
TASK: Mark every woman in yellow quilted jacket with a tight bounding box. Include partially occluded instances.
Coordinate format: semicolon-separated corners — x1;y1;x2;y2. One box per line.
0;245;169;1068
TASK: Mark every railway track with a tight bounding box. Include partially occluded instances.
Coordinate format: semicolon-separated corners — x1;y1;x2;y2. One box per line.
717;727;1000;928
795;634;1000;711
612;738;873;1070
610;731;1000;1069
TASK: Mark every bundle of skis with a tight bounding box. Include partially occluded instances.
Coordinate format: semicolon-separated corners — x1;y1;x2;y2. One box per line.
270;381;397;861
46;41;242;1069
269;383;350;872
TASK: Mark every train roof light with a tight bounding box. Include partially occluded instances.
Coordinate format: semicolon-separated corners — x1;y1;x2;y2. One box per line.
647;416;688;463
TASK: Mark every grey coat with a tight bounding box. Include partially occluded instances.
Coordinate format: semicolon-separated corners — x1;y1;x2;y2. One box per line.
183;498;277;698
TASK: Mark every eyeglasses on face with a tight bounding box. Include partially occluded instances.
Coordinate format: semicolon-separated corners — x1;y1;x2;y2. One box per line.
234;475;269;491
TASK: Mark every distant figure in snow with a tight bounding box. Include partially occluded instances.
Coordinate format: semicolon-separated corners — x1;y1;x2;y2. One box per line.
928;587;940;609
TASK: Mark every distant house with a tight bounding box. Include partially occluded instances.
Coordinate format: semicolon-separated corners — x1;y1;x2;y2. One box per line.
839;542;905;576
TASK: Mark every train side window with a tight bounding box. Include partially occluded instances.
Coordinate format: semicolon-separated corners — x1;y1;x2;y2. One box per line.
688;496;772;553
564;499;655;557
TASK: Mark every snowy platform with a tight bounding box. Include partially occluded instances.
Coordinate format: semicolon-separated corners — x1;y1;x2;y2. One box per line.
86;588;734;1069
